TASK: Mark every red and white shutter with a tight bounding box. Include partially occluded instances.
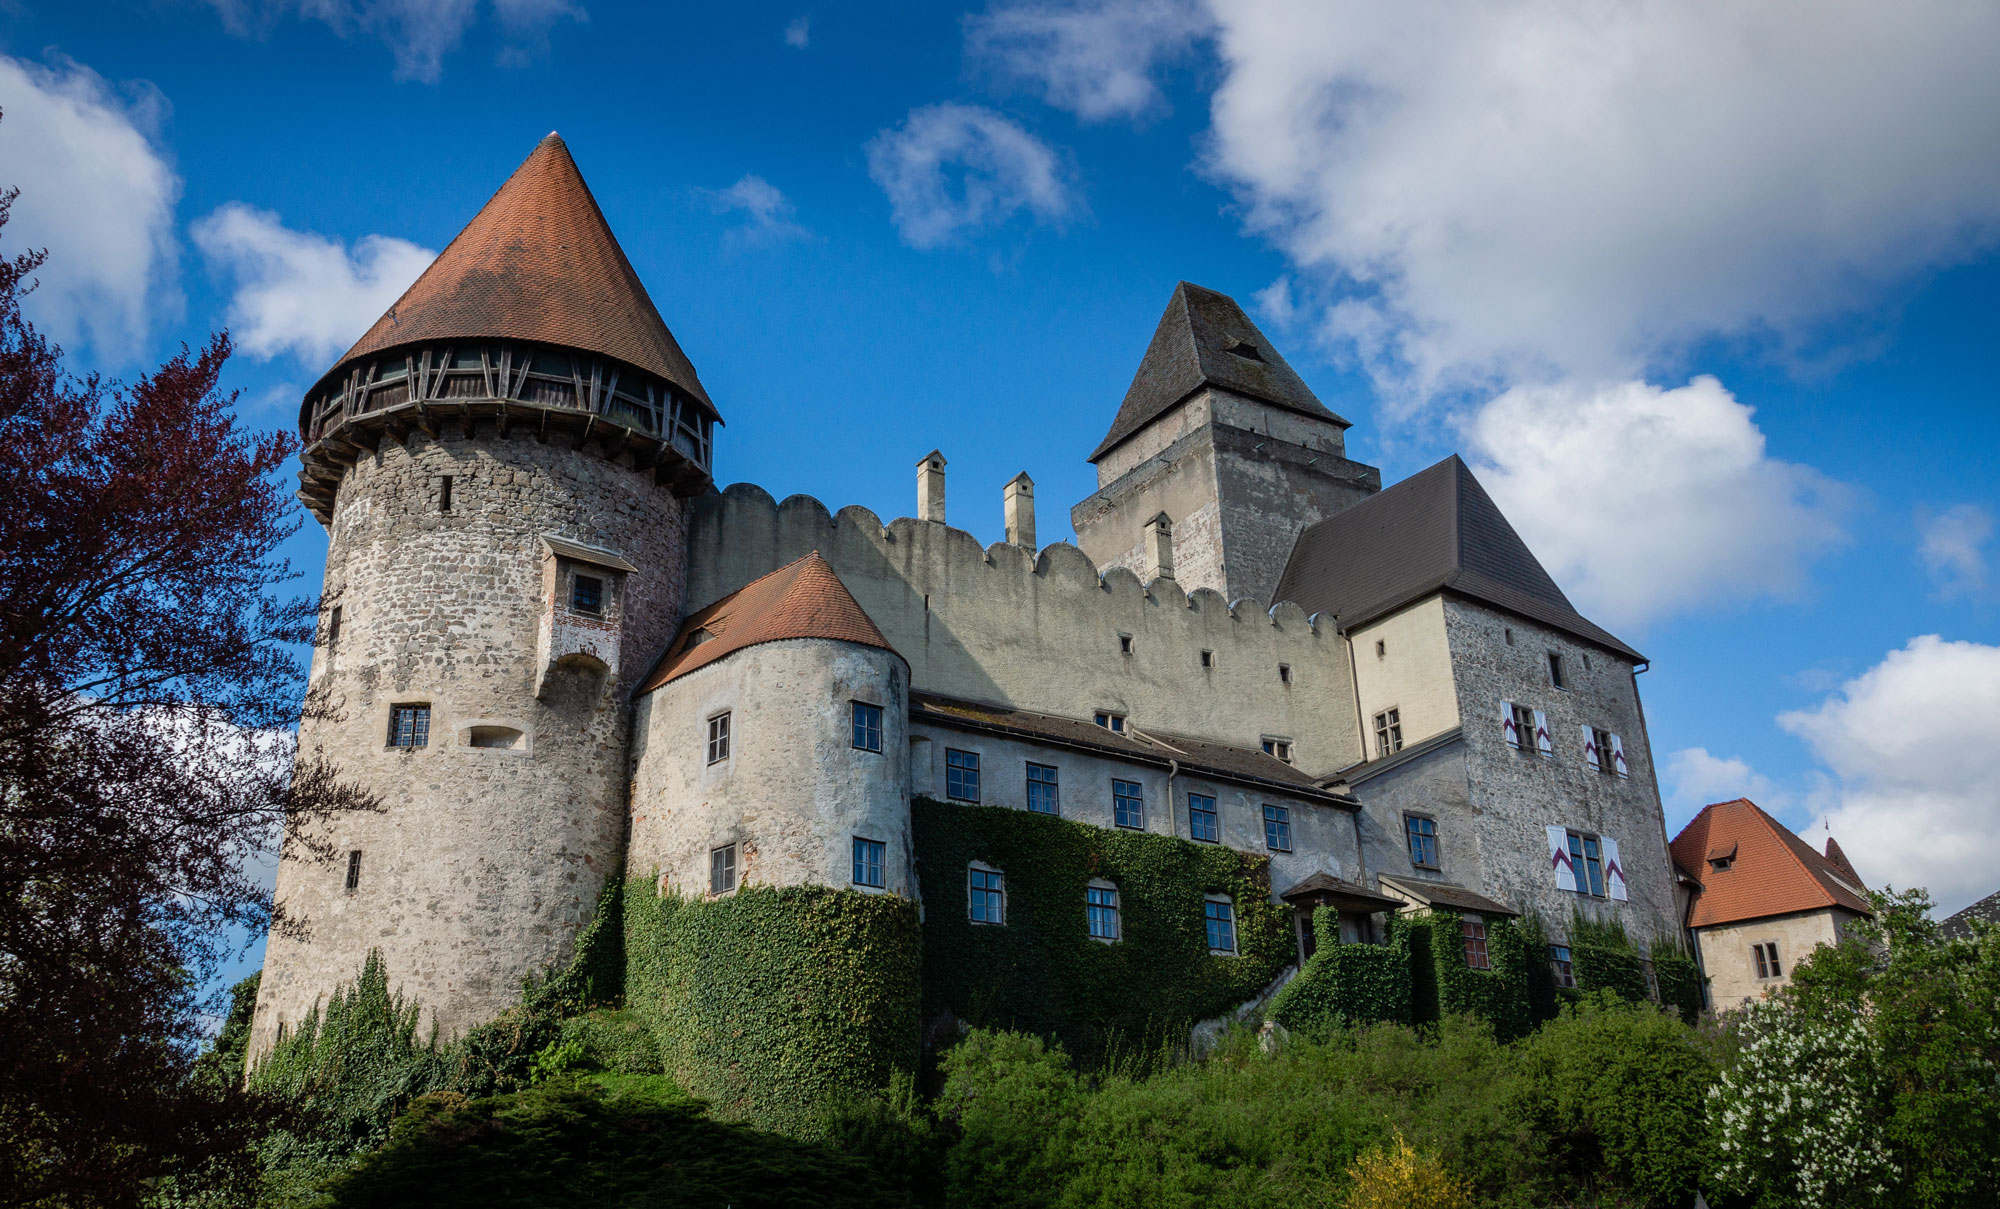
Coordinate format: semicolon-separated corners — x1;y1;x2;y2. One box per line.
1610;733;1629;778
1502;700;1519;748
1546;825;1578;892
1533;710;1554;757
1581;725;1601;771
1602;836;1628;900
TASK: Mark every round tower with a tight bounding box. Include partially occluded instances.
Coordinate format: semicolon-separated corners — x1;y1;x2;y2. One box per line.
251;134;721;1053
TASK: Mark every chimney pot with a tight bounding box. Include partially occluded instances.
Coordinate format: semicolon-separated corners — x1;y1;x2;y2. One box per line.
917;451;947;523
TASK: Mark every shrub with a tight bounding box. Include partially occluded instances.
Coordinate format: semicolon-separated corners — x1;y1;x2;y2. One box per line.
1268;909;1413;1034
1341;1133;1474;1209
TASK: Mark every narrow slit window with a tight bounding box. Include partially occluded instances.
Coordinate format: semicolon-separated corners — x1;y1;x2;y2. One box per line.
1278;663;1292;684
1374;639;1386;658
1200;650;1213;668
1119;634;1134;655
1548;652;1566;689
439;475;453;513
326;605;342;647
344;849;362;892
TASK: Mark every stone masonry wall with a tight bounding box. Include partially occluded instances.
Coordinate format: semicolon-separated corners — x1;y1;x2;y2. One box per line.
684;486;1364;779
627;639;913;900
1441;599;1681;945
252;421;688;1054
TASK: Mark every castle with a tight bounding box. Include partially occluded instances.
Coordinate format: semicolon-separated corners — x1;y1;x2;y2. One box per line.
249;135;1684;1057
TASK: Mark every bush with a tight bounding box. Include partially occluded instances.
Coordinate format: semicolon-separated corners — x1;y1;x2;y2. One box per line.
1268;909;1413;1034
1342;1133;1474;1209
556;1009;662;1075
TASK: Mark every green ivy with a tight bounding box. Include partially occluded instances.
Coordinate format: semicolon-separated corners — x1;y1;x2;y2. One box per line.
1267;907;1414;1034
1650;951;1704;1024
622;880;922;1138
910;799;1291;1062
1403;911;1536;1041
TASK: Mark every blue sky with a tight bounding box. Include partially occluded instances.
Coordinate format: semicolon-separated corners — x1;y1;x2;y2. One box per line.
4;2;1997;1000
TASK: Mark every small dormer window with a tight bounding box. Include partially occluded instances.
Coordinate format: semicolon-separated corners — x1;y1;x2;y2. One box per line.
685;628;714;649
1711;856;1734;872
1094;711;1126;734
1225;339;1264;362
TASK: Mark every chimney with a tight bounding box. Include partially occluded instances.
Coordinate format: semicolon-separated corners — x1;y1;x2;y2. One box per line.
1144;512;1174;581
1004;472;1036;548
917;450;946;523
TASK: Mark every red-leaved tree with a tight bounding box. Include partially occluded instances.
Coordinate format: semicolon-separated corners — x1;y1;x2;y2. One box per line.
0;166;372;1204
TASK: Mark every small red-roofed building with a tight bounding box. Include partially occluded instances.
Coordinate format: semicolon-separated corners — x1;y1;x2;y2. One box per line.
1670;798;1873;1008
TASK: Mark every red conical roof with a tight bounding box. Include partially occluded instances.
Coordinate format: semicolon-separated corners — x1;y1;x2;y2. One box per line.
323;133;714;413
641;553;898;691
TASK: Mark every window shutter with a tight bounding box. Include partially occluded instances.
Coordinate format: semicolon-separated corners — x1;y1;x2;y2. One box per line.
1581;724;1600;771
1533;709;1554;757
1546;825;1578;892
1502;700;1519;748
1610;733;1629;778
1603;836;1628;900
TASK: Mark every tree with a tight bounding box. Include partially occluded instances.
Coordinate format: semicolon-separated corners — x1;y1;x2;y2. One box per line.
0;163;372;1205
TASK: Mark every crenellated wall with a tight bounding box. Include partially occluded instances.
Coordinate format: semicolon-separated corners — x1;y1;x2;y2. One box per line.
683;484;1366;778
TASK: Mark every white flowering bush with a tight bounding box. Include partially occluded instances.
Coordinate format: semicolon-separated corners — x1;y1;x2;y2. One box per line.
1709;995;1896;1207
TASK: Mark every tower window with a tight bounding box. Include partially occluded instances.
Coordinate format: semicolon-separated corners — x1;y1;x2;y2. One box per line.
852;837;886;888
1262;804;1293;852
1548;652;1567;689
706;713;731;765
1374;708;1404;757
344;849;362;893
439;475;453;512
1374;639;1386;659
1026;763;1060;814
852;702;884;752
1113;779;1145;830
1504;628;1515;645
1278;663;1292;684
1200;650;1213;668
326;605;342;648
946;749;981;802
1119;634;1134;655
571;574;604;616
388;704;430;749
1188;792;1219;843
710;843;737;894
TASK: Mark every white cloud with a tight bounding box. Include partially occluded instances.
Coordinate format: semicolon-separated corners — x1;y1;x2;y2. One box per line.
699;175;810;246
0;55;180;361
966;0;1209;122
1917;504;1993;599
192;204;434;365
785;15;810;48
1465;376;1850;628
1200;0;2000;395
1665;747;1784;824
1779;635;2000;916
206;0;582;83
866;104;1079;250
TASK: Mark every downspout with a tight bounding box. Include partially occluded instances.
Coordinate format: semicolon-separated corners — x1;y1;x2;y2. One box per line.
1166;758;1180;839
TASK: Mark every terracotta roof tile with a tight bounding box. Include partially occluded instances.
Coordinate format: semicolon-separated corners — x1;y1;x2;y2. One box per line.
1669;798;1873;928
322;133;714;413
641;553;894;690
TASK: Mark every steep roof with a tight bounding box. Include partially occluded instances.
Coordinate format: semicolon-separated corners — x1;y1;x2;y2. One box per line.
321;133;714;413
1088;282;1350;463
1273;455;1643;661
1669;798;1873;928
1941;890;2000;941
641;553;894;690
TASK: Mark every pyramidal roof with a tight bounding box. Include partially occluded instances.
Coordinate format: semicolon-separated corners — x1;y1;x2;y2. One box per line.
1669;799;1872;928
641;553;896;691
324;133;714;413
1089;282;1349;463
1273;455;1643;660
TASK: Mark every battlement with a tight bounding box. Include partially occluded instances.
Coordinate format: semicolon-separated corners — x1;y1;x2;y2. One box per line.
684;483;1364;776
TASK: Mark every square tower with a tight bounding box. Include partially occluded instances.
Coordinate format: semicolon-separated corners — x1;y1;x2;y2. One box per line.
1071;283;1380;607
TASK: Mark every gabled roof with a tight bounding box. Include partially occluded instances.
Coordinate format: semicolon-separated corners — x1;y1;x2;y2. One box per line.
1088;282;1350;463
1273;455;1643;661
1376;874;1520;918
641;553;894;691
321;133;714;414
1277;872;1405;913
1669;798;1873;928
1941;890;2000;941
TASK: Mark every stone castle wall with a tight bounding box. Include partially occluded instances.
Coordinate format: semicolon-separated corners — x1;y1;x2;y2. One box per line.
252;422;688;1054
684;484;1365;779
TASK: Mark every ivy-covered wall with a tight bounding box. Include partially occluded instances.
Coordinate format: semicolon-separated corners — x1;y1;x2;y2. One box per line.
622;880;922;1138
1267;907;1414;1033
911;798;1290;1058
1405;910;1537;1041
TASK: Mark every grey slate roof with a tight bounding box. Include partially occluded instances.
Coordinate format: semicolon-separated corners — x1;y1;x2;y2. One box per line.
1377;874;1521;918
1941;890;2000;941
1274;455;1644;662
1089;282;1350;463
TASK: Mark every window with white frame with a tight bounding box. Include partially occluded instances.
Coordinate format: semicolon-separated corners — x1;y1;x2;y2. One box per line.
946;749;981;802
1087;883;1120;941
1113;779;1145;829
706;712;731;764
969;866;1005;924
1026;762;1060;814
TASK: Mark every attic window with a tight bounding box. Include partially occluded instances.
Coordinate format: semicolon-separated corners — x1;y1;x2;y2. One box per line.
1225;339;1264;362
685;628;714;649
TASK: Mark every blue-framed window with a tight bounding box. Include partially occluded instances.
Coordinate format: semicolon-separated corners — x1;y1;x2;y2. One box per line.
1113;779;1144;829
1188;793;1219;843
1406;814;1439;868
389;704;430;749
852;837;885;888
1027;763;1060;814
1263;804;1293;852
1204;899;1237;954
1087;885;1120;940
1568;831;1607;897
852;701;883;752
969;867;1004;924
946;749;981;802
